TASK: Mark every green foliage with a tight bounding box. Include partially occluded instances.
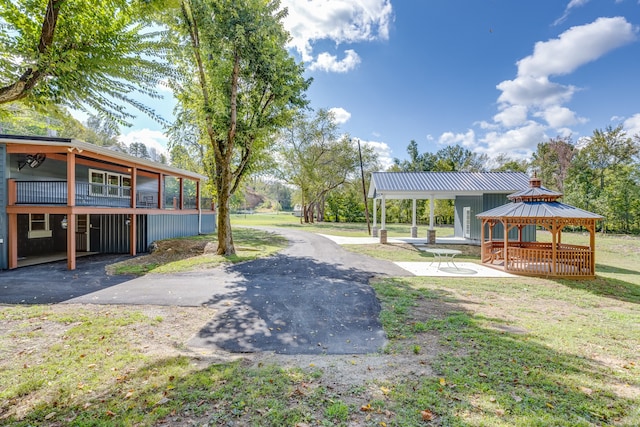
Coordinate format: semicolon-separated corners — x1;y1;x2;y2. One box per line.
0;0;171;125
164;0;310;254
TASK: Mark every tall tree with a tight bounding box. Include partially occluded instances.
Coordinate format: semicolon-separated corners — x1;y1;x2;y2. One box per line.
128;142;150;159
530;136;575;192
434;144;487;172
565;125;640;232
166;0;309;254
276;109;373;223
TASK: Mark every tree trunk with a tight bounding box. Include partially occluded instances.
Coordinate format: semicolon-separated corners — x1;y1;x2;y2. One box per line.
216;167;235;255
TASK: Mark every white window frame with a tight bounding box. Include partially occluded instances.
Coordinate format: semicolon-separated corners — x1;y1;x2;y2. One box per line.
28;213;53;239
89;169;131;198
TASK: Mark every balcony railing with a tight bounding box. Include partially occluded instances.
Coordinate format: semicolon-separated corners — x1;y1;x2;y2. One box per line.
11;180;207;210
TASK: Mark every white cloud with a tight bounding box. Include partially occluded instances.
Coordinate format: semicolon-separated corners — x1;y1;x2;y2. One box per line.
477;17;638;157
493;105;529;127
479;122;547;158
554;0;590;26
310;49;361;73
328;107;351;124
118;128;169;157
534;105;587;129
358;138;394;170
281;0;393;69
438;129;476;148
623;113;640;137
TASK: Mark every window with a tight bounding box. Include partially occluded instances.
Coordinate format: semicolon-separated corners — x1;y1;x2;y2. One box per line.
89;169;130;197
29;214;52;239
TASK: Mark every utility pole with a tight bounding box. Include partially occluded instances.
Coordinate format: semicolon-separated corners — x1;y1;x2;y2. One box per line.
357;138;371;235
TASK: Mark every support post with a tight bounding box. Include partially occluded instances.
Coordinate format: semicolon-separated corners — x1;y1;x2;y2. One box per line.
372;198;378;237
66;214;76;270
380;195;387;244
411;199;417;238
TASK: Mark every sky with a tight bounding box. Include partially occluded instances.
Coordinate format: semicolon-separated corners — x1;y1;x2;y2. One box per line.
119;0;640;170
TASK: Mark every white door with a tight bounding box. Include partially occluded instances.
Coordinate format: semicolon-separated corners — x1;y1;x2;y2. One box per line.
463;207;471;239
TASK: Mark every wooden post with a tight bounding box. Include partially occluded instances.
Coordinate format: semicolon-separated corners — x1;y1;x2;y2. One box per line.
67;152;75;206
8;213;17;269
67;214;76;270
129;215;137;256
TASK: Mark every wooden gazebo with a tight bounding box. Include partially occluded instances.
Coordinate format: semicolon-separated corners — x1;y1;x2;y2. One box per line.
476;176;603;278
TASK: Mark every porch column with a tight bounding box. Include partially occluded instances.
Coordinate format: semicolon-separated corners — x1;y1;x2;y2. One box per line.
8;213;17;269
67;153;75;206
411;199;417;238
179;178;184;210
372;198;378;237
429;197;435;229
551;220;557;275
427;196;436;244
129;214;137;256
480;218;487;261
380;195;387;244
130;166;137;208
66;153;76;270
158;174;164;209
66;214;76;270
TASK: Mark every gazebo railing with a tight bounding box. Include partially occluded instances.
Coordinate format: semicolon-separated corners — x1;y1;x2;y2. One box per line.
483;240;593;277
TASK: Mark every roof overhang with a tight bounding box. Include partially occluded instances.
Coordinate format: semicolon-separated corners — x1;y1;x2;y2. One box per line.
1;134;206;181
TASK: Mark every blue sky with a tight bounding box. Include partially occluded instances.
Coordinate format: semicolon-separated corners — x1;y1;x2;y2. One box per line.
120;0;640;169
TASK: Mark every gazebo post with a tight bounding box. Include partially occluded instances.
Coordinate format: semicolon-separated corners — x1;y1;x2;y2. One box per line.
551;220;558;275
589;220;596;274
502;219;508;269
428;196;436;244
372;198;378;237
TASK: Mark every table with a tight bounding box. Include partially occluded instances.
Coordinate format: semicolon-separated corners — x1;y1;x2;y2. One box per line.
423;248;462;270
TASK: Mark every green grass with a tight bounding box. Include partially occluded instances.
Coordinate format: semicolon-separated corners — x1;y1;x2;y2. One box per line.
1;220;639;426
231;212;455;237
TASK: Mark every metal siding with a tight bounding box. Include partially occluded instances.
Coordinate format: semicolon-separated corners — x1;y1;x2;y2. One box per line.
99;214;130;253
201;213;216;234
0;144;7;269
455;196;483;240
146;214;200;245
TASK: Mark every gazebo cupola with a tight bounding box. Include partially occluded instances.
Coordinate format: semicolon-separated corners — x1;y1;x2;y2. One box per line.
476;175;603;279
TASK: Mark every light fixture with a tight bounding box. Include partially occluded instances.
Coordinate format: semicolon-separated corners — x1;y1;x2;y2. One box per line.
125;216;131;226
61;216;68;229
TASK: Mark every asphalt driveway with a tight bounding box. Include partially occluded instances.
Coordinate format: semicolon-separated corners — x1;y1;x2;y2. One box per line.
0;228;410;355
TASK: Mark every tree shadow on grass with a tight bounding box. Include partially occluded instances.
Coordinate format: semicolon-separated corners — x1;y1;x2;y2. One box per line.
555;275;640;305
376;279;639;426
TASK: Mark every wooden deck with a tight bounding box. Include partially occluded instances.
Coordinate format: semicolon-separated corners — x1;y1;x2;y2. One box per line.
482;241;594;278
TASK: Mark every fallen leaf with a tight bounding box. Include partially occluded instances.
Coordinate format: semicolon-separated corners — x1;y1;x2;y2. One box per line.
156;397;170;406
44;412;56;420
380;386;390;395
546;402;554;409
105;410;116;417
439;377;447;386
511;393;522;402
495;409;505;416
360;403;373;412
124;390;134;399
478;372;487;378
421;409;434;421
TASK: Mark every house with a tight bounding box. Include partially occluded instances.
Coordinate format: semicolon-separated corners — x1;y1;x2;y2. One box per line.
367;171;533;244
0;134;216;270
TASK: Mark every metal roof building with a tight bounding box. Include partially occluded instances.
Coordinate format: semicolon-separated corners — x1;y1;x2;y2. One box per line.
367;171;531;243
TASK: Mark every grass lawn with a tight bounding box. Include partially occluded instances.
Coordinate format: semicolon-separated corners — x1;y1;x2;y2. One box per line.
0;219;638;426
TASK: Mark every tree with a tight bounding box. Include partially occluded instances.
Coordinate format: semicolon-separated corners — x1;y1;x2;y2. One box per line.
166;0;309;255
530;136;575;192
393;140;436;171
491;153;529;173
0;0;170;124
434;144;487;172
128;142;150;159
276;109;373;223
565;125;640;232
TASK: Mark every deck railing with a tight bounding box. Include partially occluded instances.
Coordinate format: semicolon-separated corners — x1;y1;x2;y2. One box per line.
483;240;593;277
11;180;210;211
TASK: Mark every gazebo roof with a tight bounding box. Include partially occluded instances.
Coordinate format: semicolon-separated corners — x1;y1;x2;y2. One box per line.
476;175;603;220
476;200;603;219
